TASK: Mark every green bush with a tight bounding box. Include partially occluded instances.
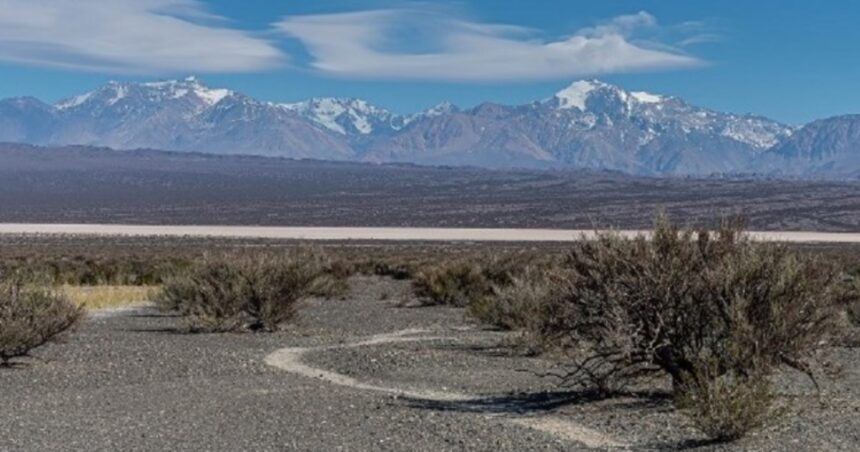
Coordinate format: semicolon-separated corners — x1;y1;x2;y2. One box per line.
534;214;856;440
0;275;83;365
155;251;327;333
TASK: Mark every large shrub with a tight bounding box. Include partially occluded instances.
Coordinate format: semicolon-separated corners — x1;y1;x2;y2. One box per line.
536;215;856;440
412;253;545;307
0;275;83;365
155;251;328;333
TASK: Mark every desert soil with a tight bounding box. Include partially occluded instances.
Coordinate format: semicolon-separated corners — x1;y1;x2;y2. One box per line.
1;276;859;451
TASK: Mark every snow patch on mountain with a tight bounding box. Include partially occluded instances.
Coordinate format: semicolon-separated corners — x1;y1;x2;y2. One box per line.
421;101;457;118
553;80;607;110
194;87;232;105
279;97;399;135
630;91;662;104
720;117;794;149
143;77;232;106
55;92;93;110
108;84;128;105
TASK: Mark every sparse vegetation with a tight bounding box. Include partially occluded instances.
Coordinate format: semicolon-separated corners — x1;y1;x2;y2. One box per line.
0;254;190;286
526;214;857;440
3;231;860;445
309;259;354;299
155;250;330;333
411;253;549;307
466;266;553;332
412;260;493;307
676;365;778;442
0;273;83;366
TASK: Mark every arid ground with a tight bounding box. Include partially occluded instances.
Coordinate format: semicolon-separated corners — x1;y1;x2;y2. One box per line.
2;262;860;451
2;146;860;451
2;145;860;231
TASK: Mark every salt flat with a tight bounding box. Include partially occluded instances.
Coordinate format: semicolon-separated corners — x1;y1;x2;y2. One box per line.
1;223;860;243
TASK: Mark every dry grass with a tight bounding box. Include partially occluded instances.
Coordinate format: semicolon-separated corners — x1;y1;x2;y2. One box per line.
62;285;157;311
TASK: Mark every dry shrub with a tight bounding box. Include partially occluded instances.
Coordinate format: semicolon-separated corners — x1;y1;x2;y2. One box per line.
308;258;354;299
412;260;492;307
411;253;546;307
370;262;414;280
0;275;83;365
467;267;553;332
848;298;860;327
536;214;856;440
155;250;327;333
677;365;778;442
0;254;190;286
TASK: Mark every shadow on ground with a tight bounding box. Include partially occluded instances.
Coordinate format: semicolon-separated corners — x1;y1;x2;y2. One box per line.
404;389;672;416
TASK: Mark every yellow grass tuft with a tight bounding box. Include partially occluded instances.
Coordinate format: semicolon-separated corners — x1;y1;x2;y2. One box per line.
62;285;158;311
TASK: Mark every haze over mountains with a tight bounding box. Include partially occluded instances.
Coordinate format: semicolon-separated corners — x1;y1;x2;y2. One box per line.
1;77;858;178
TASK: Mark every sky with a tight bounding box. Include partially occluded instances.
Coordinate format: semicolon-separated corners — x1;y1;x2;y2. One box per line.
0;0;857;125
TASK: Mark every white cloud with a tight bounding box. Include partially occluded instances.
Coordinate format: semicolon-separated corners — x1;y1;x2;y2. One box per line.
275;9;701;82
0;0;284;74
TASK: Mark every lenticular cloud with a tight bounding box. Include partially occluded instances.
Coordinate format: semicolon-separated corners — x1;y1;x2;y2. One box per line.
0;0;284;74
276;9;701;82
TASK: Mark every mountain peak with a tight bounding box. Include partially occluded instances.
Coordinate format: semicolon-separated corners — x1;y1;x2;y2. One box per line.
55;77;234;111
279;97;396;135
552;79;666;111
140;77;233;105
553;79;614;110
422;101;458;117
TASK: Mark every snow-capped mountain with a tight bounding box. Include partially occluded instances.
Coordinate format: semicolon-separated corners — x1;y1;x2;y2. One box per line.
14;77;353;159
547;79;791;150
361;80;794;174
56;76;232;112
1;77;858;178
278;97;402;136
277;98;462;136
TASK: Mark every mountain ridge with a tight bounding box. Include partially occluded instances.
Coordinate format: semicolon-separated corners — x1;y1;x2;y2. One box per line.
0;77;858;178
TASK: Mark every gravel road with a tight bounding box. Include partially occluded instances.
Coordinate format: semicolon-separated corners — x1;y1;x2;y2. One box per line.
2;276;859;451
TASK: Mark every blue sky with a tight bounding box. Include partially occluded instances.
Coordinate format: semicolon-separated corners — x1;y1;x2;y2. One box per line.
0;0;857;124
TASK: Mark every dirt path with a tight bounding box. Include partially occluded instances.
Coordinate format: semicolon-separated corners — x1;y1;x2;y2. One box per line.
265;328;627;449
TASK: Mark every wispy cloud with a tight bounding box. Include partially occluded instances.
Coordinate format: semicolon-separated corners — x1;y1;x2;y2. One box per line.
0;0;284;74
673;20;723;47
275;9;702;82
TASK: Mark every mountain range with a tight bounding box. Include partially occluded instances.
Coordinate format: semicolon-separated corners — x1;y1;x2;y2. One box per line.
1;76;858;178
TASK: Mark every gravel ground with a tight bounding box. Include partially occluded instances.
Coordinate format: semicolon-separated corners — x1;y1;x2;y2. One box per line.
2;276;859;451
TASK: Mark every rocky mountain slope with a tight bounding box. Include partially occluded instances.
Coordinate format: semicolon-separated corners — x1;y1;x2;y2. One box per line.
0;77;858;178
765;115;860;177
